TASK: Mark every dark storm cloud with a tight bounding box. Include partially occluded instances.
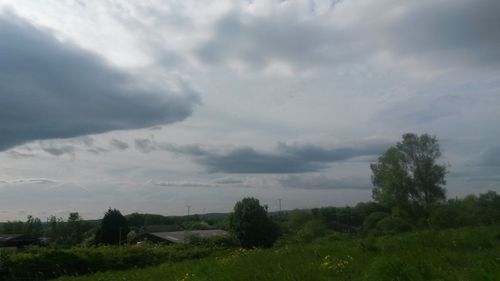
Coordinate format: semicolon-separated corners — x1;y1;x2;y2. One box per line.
0;15;199;151
135;139;387;173
197;0;500;70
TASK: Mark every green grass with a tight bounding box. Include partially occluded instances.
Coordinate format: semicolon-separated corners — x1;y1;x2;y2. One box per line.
55;226;500;281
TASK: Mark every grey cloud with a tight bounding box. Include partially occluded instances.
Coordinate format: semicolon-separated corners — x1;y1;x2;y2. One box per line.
80;137;96;147
0;14;199;151
110;139;129;150
277;142;388;163
198;147;323;173
135;138;206;155
382;0;500;69
41;144;76;156
481;146;500;166
278;174;371;190
6;150;35;159
86;147;109;155
198;143;387;174
213;177;245;185
197;14;355;70
197;0;500;71
0;178;58;185
148;179;250;188
136;138;386;173
149;180;220;188
134;139;156;153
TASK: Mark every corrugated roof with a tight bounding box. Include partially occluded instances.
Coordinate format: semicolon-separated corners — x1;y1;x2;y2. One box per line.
148;229;228;243
0;234;26;242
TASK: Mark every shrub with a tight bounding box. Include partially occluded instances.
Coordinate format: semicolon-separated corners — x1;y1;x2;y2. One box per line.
5;250;89;280
295;219;328;242
188;235;238;248
362;212;390;231
229;197;280;248
376;217;413;234
0;245;215;281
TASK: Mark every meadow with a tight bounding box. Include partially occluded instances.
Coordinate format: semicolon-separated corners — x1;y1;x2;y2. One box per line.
53;226;500;281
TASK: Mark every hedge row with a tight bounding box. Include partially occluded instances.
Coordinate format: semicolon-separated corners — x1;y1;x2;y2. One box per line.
0;244;214;281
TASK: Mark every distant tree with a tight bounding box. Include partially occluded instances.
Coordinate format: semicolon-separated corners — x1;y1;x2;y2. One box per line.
229;197;279;248
97;208;129;245
65;212;83;246
287;210;314;233
125;213;174;228
2;220;25;234
46;215;64;244
371;133;447;215
24;216;43;238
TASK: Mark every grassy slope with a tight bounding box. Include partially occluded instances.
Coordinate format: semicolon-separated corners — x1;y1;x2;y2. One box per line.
56;226;500;281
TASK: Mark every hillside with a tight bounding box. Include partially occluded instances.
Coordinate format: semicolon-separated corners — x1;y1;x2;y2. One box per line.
54;226;500;281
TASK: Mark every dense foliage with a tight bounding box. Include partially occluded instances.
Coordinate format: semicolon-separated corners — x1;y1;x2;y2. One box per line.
0;244;214;281
95;209;129;245
1;212;95;247
371;133;447;215
229;197;280;248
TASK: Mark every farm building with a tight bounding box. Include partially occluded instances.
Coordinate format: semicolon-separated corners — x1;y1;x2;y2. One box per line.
0;234;38;249
132;229;228;244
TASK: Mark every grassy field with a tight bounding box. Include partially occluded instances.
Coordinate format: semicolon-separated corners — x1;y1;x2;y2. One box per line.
55;226;500;281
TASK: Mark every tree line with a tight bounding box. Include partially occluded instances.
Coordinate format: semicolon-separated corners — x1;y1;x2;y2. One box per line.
1;133;499;249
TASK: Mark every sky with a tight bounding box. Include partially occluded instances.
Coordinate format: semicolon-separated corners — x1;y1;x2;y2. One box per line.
0;0;499;221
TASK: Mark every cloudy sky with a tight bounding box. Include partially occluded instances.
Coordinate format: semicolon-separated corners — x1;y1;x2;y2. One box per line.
0;0;499;221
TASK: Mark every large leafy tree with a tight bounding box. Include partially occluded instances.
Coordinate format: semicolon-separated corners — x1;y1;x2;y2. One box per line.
229;197;279;248
96;208;129;245
370;133;447;214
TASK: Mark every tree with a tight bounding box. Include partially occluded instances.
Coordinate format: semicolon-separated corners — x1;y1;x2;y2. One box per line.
229;197;279;248
370;133;447;215
96;208;129;245
65;212;83;246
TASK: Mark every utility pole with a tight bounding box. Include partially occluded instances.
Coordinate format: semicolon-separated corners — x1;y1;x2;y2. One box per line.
278;199;282;213
186;205;191;217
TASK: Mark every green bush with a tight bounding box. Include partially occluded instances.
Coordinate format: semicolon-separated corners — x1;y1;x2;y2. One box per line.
376;217;412;234
362;212;390;231
187;235;238;248
295;219;328;242
0;245;215;281
429;205;459;228
5;250;89;280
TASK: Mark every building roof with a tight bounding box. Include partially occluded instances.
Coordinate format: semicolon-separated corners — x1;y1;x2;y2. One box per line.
0;234;27;242
139;229;228;244
0;234;37;247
